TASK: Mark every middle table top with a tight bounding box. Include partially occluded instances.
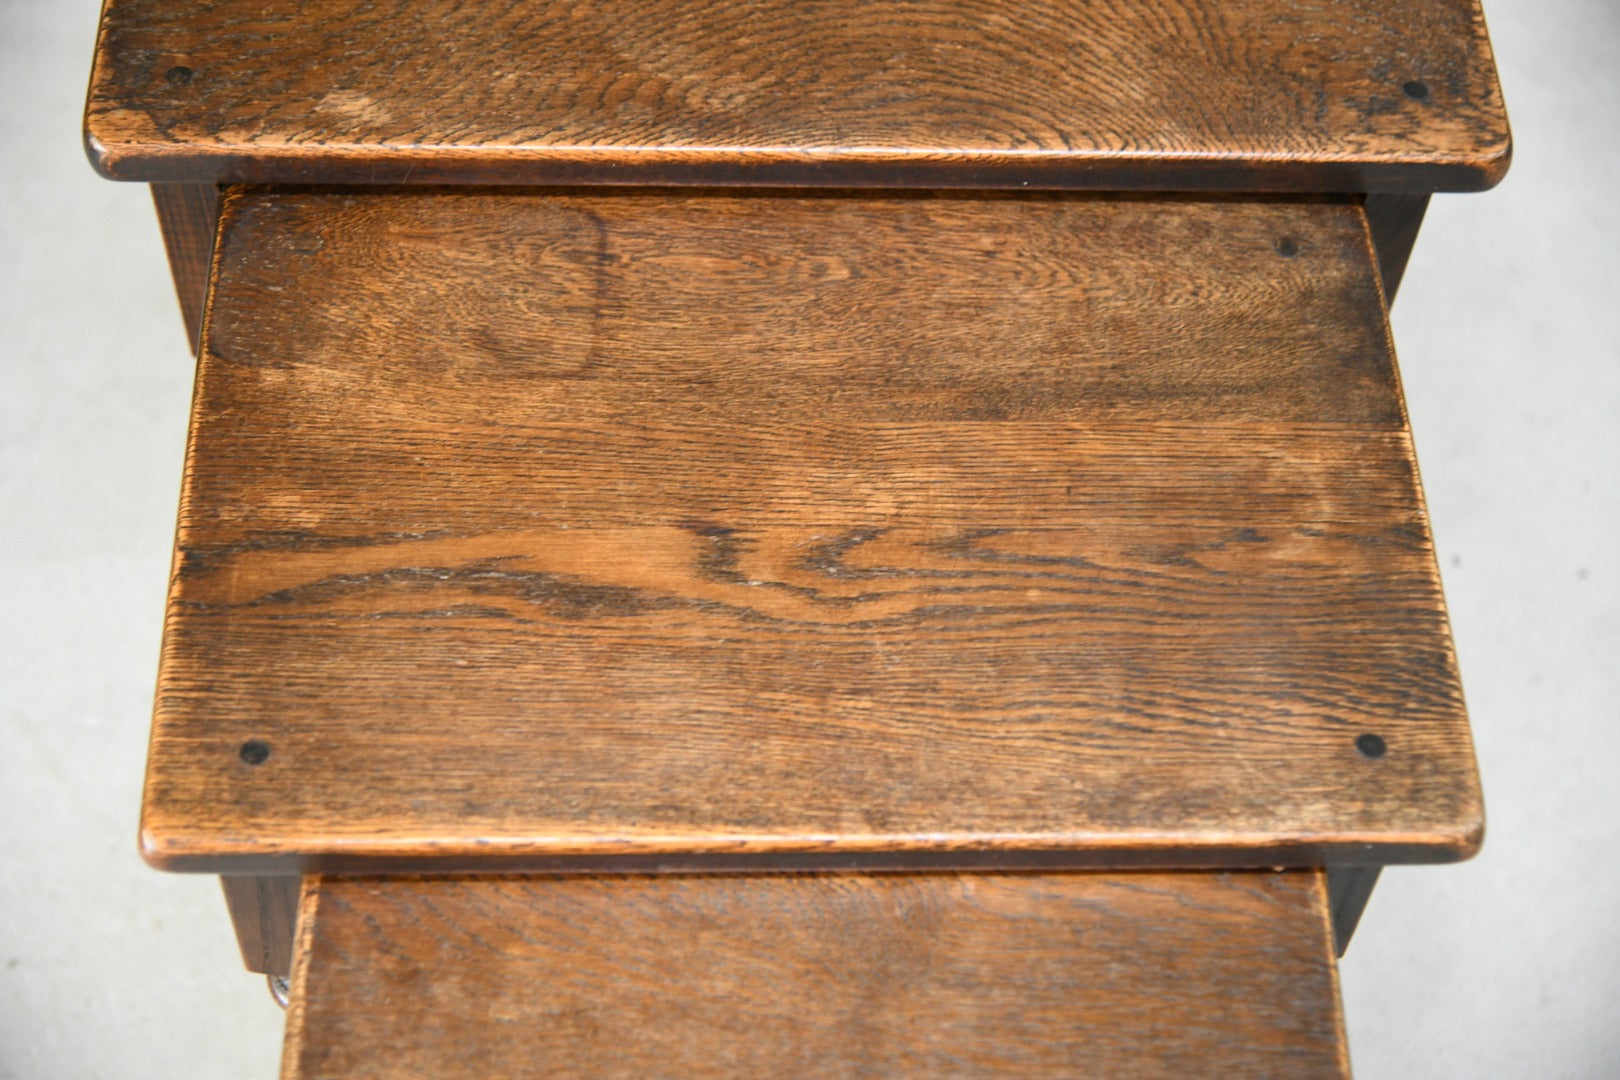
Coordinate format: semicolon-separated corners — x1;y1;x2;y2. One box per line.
142;188;1480;874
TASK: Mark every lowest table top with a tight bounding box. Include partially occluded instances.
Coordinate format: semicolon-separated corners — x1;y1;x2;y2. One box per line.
283;870;1347;1078
141;188;1480;874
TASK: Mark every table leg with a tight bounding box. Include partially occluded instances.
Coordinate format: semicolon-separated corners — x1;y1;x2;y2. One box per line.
1364;193;1430;306
150;182;222;354
1326;864;1383;956
220;874;301;977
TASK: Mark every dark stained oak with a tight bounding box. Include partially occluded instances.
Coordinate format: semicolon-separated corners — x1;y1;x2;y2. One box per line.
1364;193;1431;304
281;871;1349;1079
149;181;220;352
86;0;1510;192
140;188;1482;873
1326;864;1383;957
219;874;300;976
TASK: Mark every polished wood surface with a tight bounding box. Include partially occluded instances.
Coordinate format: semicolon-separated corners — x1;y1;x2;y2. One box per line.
86;0;1509;192
149;182;219;352
282;870;1348;1078
139;188;1479;874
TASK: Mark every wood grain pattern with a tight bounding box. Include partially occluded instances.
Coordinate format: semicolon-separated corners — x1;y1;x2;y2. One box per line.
85;0;1510;192
282;871;1349;1079
140;189;1482;873
220;874;300;975
149;182;220;352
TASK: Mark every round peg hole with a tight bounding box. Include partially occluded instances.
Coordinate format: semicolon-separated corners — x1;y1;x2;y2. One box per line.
165;65;194;86
1355;733;1388;759
1402;80;1430;100
1274;236;1301;258
238;739;271;766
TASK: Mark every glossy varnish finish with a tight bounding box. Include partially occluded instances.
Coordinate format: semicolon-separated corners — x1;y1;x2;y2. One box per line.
86;0;1509;191
282;870;1349;1078
141;189;1480;873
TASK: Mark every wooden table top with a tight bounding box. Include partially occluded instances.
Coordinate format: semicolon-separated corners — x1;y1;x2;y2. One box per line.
86;0;1509;191
283;870;1347;1078
140;188;1481;874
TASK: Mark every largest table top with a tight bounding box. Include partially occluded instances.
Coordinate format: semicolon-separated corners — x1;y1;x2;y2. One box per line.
138;188;1481;873
86;0;1509;190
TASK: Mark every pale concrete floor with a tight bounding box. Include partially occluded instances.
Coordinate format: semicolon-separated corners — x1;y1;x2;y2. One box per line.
1;1;1614;1076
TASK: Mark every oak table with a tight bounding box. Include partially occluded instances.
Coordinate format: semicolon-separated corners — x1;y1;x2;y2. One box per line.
85;1;1510;1075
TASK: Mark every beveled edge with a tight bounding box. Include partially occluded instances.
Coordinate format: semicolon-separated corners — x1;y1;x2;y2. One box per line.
1308;869;1356;1080
137;815;1485;876
277;876;322;1080
84;135;1513;193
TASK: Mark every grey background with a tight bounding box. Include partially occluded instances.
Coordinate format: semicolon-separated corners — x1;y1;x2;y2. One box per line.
2;0;1615;1075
